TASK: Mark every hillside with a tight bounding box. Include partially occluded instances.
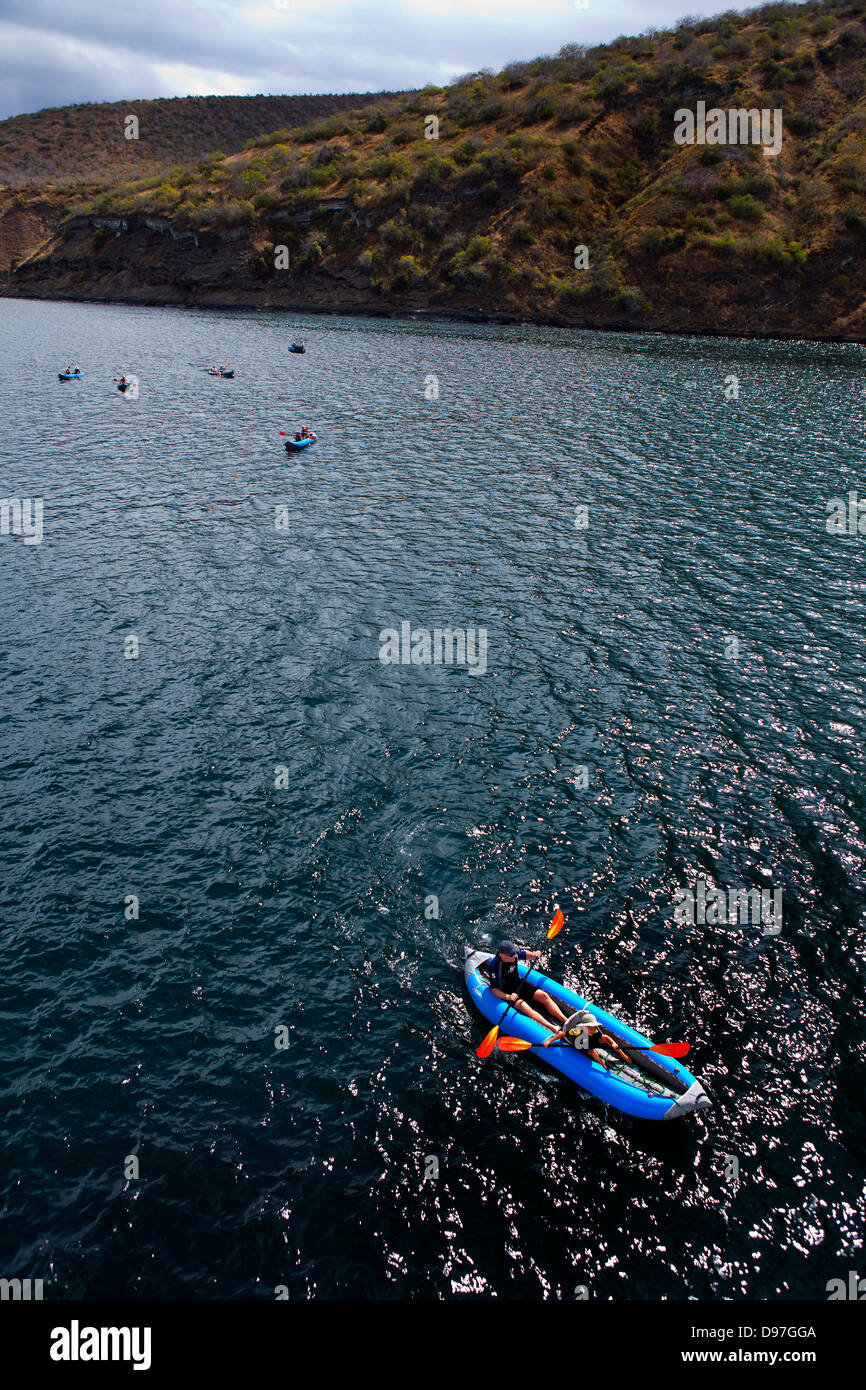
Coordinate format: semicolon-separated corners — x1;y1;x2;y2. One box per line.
6;0;866;339
0;92;396;189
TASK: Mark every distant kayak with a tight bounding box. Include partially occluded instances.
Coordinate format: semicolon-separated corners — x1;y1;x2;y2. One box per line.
117;380;132;392
464;948;713;1122
208;367;234;378
58;371;82;380
285;433;317;452
288;344;305;354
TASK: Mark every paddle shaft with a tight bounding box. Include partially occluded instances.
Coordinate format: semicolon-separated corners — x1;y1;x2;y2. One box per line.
493;952;546;1034
503;1037;688;1058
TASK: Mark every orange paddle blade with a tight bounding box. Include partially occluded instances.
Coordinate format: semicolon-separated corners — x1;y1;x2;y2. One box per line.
476;1025;500;1058
652;1042;689;1057
496;1036;534;1052
547;907;564;939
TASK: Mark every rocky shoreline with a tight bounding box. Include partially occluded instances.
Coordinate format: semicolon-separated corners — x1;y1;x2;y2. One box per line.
2;180;865;346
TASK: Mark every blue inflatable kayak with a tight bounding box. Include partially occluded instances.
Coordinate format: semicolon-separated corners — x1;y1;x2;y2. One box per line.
464;948;712;1121
58;371;82;380
285;433;316;452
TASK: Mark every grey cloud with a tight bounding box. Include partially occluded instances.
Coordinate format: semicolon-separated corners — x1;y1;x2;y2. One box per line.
0;2;795;121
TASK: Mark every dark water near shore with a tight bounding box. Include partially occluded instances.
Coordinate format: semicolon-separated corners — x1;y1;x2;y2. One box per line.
1;296;864;1300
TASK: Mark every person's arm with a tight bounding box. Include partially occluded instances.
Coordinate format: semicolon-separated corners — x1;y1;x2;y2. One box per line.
602;1034;633;1065
543;1028;566;1047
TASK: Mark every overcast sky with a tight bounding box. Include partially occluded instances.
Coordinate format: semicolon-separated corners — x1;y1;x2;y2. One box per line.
0;1;801;121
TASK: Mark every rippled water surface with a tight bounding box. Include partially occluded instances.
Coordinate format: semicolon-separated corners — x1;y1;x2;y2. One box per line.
1;297;864;1299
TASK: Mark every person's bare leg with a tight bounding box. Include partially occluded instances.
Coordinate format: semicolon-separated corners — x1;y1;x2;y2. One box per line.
532;989;568;1025
513;999;557;1030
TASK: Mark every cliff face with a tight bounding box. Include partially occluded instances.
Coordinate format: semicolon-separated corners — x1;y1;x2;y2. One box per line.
0;191;61;275
8;202;865;340
6;1;866;340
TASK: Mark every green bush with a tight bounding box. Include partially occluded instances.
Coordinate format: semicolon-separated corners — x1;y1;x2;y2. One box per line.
252;189;284;211
311;164;341;187
300;115;351;142
453;136;482;166
729;193;764;220
477;144;531;179
369;152;411;182
511;222;533;244
460;160;487;184
641;226;686;254
302;231;325;261
616;287;646;313
693;230;739;255
478;100;505;124
762;234;806;266
686;213;714;235
380;216;413;247
596;71;628;103
448;234;491;277
465;234;491;261
261;129;293;147
364;109;389;134
838;21;866;50
721;174;773;200
419;153;457;185
393;253;424;287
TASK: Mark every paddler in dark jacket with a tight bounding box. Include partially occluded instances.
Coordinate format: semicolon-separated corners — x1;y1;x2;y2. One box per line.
486;940;571;1031
543;1009;632;1067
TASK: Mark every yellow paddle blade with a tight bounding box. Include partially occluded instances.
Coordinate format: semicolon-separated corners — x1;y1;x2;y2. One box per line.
476;1025;500;1058
496;1036;534;1052
547;907;564;939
